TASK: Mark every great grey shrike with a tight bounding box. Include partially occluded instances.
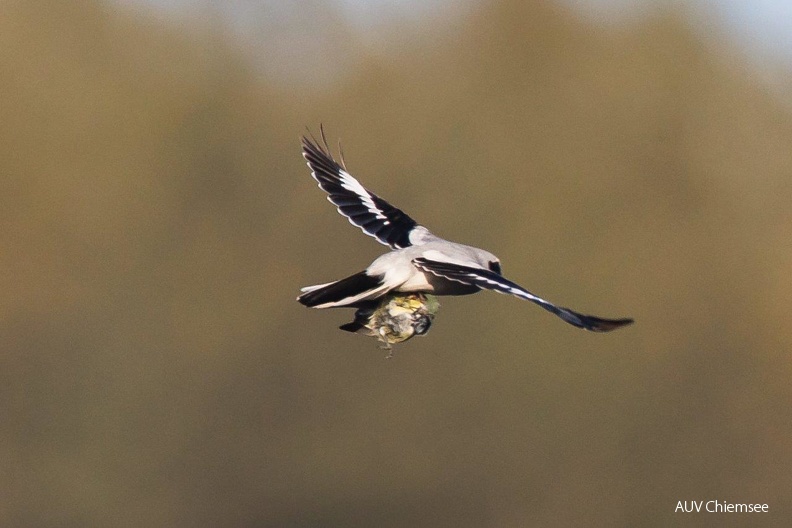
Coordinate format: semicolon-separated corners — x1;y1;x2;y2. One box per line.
297;128;633;334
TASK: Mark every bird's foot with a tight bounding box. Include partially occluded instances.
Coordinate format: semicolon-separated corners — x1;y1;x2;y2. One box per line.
377;328;395;358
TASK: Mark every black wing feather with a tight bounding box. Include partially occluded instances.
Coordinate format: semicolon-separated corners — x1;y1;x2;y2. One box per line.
413;258;633;332
302;133;419;249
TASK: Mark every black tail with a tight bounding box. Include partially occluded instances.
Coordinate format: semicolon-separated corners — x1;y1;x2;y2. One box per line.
298;271;383;308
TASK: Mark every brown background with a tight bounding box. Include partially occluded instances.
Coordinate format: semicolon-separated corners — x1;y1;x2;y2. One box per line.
2;0;791;526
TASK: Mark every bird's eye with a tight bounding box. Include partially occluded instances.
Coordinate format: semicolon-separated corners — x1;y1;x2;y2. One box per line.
488;261;502;274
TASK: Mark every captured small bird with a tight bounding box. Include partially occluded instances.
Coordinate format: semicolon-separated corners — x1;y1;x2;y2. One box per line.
297;127;633;338
342;292;440;351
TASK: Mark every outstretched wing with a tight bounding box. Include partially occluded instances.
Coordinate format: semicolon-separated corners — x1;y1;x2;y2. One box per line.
413;258;633;332
302;130;422;249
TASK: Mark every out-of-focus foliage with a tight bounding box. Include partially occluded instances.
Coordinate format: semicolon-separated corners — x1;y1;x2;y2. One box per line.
2;0;791;526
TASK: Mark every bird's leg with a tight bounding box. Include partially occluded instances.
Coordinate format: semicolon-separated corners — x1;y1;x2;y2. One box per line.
377;327;395;358
379;340;394;359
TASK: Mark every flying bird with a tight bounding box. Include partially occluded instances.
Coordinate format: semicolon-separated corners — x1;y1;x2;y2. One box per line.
297;128;633;333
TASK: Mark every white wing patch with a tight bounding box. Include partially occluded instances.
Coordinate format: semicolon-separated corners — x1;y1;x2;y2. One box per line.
338;170;388;222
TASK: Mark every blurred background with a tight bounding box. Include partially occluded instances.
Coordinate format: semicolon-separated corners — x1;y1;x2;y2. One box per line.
2;0;791;525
